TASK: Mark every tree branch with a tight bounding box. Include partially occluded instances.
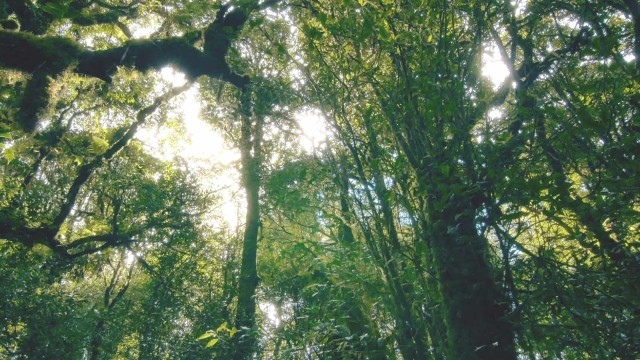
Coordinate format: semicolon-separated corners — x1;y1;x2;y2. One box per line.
0;84;188;258
51;83;190;232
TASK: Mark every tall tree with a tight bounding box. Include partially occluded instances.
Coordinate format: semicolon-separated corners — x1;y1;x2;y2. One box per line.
233;86;264;359
295;1;516;358
1;0;639;359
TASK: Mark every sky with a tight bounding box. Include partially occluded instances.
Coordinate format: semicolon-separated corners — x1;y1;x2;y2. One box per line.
135;67;329;229
134;36;511;226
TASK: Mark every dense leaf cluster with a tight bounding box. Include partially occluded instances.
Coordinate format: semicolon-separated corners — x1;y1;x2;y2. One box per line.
1;0;639;359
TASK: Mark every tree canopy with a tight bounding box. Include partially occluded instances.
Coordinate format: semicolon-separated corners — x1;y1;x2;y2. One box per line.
1;0;639;359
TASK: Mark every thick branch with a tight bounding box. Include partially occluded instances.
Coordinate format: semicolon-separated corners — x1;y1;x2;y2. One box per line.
0;8;250;86
67;236;136;259
1;2;254;131
77;37;247;86
0;30;82;73
0;219;56;248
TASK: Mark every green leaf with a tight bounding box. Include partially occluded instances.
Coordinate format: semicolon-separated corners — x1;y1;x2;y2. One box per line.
205;338;219;348
196;332;214;340
216;321;228;332
229;327;238;337
3;147;15;163
90;136;110;155
40;2;69;18
304;24;324;40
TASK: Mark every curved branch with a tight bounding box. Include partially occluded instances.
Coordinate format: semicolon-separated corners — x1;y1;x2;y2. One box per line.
76;37;247;86
51;83;191;231
1;5;251;87
0;84;189;258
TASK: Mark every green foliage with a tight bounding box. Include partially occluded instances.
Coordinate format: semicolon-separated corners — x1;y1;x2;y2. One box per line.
0;0;639;359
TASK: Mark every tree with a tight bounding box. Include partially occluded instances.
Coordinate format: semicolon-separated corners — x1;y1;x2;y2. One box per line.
294;1;516;358
293;0;639;358
1;0;639;359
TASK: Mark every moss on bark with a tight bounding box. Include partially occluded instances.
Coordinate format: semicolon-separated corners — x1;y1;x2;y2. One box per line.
0;30;81;131
0;3;250;132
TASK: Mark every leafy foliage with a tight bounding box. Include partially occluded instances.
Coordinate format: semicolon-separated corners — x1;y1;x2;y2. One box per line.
1;0;639;359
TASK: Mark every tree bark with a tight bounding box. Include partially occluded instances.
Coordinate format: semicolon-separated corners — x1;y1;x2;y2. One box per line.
0;4;249;132
420;165;516;360
234;88;262;360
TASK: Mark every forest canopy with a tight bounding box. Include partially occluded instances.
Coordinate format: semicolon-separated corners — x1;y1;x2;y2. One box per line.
0;0;639;359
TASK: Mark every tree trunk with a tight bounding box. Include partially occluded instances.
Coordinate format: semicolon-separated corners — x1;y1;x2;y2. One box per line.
421;166;516;360
233;88;262;360
90;318;105;360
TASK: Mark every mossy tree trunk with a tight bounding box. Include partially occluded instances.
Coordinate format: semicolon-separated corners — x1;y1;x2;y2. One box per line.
233;88;263;360
419;164;516;360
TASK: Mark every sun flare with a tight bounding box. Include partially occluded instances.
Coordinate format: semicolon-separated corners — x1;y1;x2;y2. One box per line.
295;108;328;153
136;68;243;228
